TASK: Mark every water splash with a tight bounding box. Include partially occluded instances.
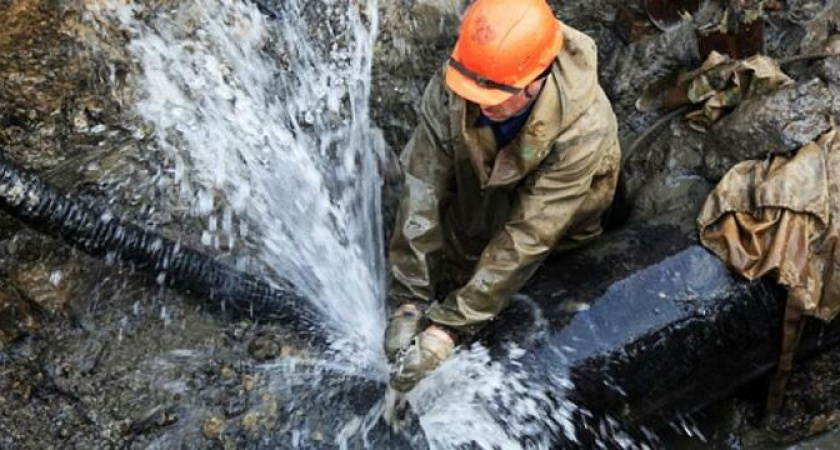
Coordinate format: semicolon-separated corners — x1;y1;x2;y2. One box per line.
85;0;388;353
409;343;579;449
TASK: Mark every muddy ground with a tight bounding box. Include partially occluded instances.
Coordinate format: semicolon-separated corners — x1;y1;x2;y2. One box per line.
2;0;840;448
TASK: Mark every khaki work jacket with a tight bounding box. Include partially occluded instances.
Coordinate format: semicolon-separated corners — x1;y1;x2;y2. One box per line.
389;25;621;335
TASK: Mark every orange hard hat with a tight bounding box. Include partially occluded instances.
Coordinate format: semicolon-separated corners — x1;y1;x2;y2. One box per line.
445;0;565;106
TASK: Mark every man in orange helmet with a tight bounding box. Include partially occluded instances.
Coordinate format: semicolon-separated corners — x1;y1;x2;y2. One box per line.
386;0;620;391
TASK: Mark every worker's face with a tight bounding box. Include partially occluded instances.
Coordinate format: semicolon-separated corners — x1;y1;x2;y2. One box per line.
479;77;546;122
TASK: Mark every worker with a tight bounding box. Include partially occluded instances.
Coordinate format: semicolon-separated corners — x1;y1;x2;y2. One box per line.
385;0;621;392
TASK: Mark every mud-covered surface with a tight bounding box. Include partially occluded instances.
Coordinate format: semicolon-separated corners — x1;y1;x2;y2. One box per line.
2;0;840;448
0;0;101;171
0;231;306;448
0;1;307;447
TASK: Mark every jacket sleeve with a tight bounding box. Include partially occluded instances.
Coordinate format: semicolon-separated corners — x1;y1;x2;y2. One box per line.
427;106;617;335
388;73;454;305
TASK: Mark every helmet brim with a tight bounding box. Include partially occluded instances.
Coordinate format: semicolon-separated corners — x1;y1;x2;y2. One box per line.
445;63;517;106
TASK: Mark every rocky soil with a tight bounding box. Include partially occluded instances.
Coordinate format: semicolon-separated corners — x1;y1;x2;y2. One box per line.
2;0;840;448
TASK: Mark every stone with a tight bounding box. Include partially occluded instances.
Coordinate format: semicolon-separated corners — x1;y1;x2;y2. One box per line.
220;365;236;381
203;415;225;440
242;374;259;392
806;411;840;435
630;171;714;223
240;394;278;435
706;78;835;179
814;35;840;86
248;334;280;361
241;412;260;434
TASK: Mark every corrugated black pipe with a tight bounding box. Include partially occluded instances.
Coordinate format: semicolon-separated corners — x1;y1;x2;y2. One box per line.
0;154;326;340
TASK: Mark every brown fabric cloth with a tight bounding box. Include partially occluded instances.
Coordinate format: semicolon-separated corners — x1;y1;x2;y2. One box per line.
697;124;840;410
637;51;794;131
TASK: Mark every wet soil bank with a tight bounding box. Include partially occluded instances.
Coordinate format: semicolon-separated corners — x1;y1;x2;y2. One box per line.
0;2;313;447
2;0;840;448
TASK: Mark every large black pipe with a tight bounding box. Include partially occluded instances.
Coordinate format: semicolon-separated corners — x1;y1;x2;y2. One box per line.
0;154;326;339
479;221;840;444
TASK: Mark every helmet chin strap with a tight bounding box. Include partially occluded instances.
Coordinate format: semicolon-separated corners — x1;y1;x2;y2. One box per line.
447;58;522;94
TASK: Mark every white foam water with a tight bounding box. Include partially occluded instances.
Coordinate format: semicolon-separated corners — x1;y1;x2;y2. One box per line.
83;0;591;448
409;343;579;449
84;0;388;355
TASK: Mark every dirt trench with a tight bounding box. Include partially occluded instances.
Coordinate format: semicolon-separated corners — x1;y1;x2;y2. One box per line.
1;0;840;448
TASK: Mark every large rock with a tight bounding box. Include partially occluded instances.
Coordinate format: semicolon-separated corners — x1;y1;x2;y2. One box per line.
705;79;836;179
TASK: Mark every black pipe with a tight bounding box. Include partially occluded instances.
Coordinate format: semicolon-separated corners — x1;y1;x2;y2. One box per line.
0;154;326;340
478;221;840;445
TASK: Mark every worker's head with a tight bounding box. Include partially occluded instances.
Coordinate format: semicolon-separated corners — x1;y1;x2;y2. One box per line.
445;0;564;112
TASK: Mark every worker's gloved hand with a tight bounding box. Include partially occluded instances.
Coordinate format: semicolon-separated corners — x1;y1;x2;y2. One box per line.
390;325;457;393
384;302;425;362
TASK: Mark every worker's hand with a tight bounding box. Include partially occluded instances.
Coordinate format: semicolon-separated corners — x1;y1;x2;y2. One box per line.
390;325;457;392
383;302;425;362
